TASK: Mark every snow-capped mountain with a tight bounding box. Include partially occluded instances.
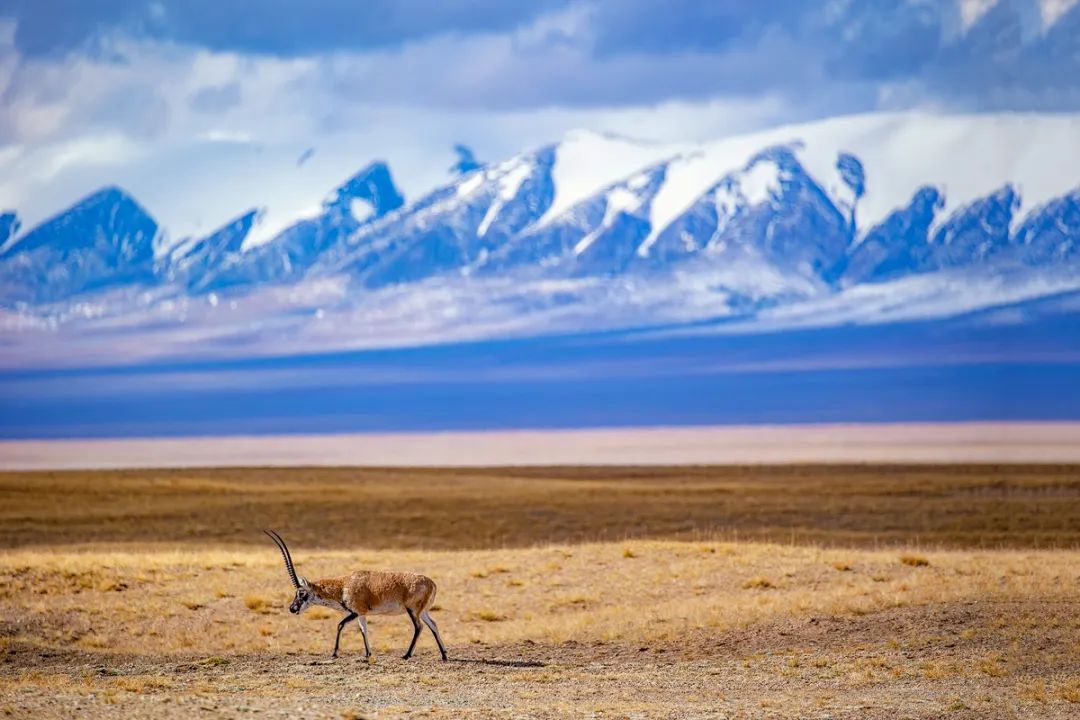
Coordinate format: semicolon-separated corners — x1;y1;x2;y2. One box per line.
0;112;1077;366
192;161;406;292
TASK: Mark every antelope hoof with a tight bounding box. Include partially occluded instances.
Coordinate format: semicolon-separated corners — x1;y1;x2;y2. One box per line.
402;653;413;660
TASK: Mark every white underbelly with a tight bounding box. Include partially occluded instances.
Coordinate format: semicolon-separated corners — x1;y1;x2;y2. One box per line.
367;601;404;616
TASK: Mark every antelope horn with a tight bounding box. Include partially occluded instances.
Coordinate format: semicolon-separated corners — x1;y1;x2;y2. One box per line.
264;529;300;589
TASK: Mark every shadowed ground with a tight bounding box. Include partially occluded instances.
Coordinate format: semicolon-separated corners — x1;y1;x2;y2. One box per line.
2;464;1080;550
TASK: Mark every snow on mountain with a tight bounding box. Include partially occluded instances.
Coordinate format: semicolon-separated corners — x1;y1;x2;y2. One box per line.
166;209;262;291
841;187;944;284
1012;189;1080;264
637;112;1076;250
318;149;556;288
532;130;688;229
481;162;669;277
0;212;19;252
641;145;851;290
194;161;404;292
0;111;1077;364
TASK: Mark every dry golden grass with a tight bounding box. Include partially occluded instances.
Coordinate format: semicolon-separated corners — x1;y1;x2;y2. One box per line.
1;539;1076;656
1;465;1079;719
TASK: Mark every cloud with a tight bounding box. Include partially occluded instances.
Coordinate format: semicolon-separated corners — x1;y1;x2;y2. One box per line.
1;0;1076;130
188;82;241;114
580;0;1080;110
2;0;568;57
0;0;1075;239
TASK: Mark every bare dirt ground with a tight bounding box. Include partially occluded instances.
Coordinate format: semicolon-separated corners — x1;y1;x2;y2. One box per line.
1;465;1079;718
5;600;1079;720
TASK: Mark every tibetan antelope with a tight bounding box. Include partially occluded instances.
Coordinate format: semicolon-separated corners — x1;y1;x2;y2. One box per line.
263;530;448;661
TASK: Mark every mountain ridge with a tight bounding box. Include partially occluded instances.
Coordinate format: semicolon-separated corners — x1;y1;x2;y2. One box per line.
0;111;1077;364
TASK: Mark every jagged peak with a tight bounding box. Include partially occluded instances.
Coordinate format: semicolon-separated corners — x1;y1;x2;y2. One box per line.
2;185;158;257
77;185;143;208
170;208;263;263
0;211;21;255
450;144;483;176
324;160;404;217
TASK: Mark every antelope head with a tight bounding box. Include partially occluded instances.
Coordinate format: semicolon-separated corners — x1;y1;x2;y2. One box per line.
264;529;313;614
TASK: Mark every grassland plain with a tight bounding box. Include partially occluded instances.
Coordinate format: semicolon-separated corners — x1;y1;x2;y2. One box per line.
1;465;1079;719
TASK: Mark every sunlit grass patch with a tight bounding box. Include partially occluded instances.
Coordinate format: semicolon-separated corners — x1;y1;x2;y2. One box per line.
1058;678;1080;703
551;593;595;609
244;596;272;614
114;676;173;693
975;652;1007;678
1016;679;1050;703
900;554;930;567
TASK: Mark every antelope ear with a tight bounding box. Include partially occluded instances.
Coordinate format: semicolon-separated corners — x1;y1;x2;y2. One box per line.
299;577;310;588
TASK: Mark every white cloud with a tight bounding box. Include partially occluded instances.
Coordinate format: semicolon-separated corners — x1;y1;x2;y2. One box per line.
196;130;255;144
958;0;999;32
1038;0;1080;29
0;21;790;242
3;0;1068;241
38;134;143;183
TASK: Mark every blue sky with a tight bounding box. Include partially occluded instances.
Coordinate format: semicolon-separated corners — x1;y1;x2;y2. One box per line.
0;0;1077;236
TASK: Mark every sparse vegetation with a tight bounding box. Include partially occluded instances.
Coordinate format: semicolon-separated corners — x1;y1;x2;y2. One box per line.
3;464;1078;551
244;595;271;613
900;554;931;567
1;464;1078;718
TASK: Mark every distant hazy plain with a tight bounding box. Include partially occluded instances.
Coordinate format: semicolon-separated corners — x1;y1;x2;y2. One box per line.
3;422;1080;470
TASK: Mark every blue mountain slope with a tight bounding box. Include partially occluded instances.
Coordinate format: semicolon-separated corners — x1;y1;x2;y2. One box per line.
1010;190;1080;265
165;209;262;291
841;187;943;284
0;187;158;304
320;148;557;288
1;114;1078;364
481;162;669;277
642;146;852;283
929;185;1019;268
0;212;19;248
569;167;669;276
196;161;404;292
